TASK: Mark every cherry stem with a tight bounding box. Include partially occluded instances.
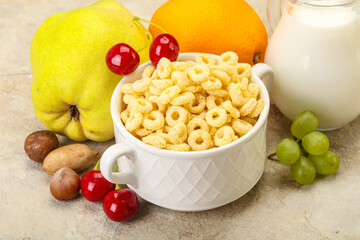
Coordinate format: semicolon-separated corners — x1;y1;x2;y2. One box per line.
267;153;278;161
93;158;101;170
133;16;154;53
114;164;120;190
133;16;167;33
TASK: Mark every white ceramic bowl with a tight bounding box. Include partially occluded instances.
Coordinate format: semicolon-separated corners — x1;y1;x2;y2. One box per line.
100;53;274;211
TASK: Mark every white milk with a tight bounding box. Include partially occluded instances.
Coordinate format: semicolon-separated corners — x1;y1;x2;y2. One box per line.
265;1;360;129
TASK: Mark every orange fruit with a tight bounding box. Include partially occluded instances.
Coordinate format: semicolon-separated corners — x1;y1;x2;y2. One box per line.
149;0;268;65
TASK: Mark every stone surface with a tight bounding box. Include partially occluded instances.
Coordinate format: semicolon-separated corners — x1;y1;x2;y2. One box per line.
0;0;359;239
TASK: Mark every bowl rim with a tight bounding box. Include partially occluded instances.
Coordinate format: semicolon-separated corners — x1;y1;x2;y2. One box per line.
110;52;270;159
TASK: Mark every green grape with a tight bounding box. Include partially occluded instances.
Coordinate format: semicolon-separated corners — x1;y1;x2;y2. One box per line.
302;131;329;155
291;156;316;185
276;138;300;165
309;150;340;175
291;110;319;139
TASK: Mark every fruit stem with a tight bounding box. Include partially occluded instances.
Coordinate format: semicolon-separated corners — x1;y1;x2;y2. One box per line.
69;105;80;121
133;17;154;53
133;16;167;34
93;158;101;170
253;53;261;65
115;184;120;190
267;152;278;161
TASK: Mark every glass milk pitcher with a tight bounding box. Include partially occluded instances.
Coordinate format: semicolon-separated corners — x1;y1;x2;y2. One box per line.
265;0;360;130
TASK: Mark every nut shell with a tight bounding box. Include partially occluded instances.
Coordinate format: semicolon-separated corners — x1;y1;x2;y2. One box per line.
24;130;59;162
50;167;80;201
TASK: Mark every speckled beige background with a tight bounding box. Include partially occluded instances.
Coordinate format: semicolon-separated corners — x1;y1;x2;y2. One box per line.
1;0;360;239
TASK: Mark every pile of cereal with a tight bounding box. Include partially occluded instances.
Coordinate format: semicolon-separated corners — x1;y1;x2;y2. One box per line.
120;51;264;151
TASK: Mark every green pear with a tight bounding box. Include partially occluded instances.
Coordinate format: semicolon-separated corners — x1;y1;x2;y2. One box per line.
30;0;149;142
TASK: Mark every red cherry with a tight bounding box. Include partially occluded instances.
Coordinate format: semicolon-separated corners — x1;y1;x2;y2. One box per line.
149;33;179;66
80;170;115;202
103;189;139;222
106;43;140;75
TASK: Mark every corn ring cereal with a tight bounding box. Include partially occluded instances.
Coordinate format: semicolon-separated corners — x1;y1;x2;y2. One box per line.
240;77;249;87
151;69;159;79
196;53;216;65
149;86;163;96
166;106;189;126
171;92;195;105
187;118;209;135
125;112;143;132
155;130;170;142
142;134;166;149
128;98;153;114
184;93;206;113
205;107;227;127
218;51;238;66
248;83;260;99
123;94;142;105
187;130;212;151
184;85;203;93
168;122;188;144
201;77;222;91
152;78;174;90
120;109;130;124
228;82;246;106
134;127;153;138
133;78;152;92
142;110;165;130
249;99;264;118
206;89;229;98
142;65;156;79
187;64;210;83
214;126;235;147
211;70;231;86
240;116;258;126
171;62;190;72
206;95;224;109
222;100;240;118
232;119;253;136
239;98;257;116
171;71;190;90
158;85;181;104
166;143;191;151
234;63;251;79
157;58;172;79
189;110;207;120
121;83;136;95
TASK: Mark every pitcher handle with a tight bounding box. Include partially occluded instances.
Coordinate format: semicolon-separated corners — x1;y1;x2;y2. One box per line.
252;63;274;92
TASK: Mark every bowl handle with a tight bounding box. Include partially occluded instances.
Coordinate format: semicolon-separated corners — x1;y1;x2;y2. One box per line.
100;142;137;185
252;63;274;92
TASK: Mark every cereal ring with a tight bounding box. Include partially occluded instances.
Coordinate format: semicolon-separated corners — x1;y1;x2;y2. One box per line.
142;110;165;130
187;118;209;135
209;126;218;138
155;130;170;142
144;90;152;99
232;119;253;136
152;102;168;115
120;109;130;124
149;85;163;96
206;95;224;109
240;116;257;126
166;106;189;126
187;130;212;151
142;65;156;79
184;93;206;113
151;69;159;79
142;134;166;149
171;92;195;106
148;95;159;103
123;94;142;105
125;112;143;132
129;98;153;114
196;53;216;65
211;64;238;82
201;77;222;91
240;77;249;87
234;63;251;79
184;85;203;93
226;114;232;123
218;51;238;66
185;60;196;66
187;64;210;83
211;70;231;86
206;89;229;97
214;126;235;147
228;82;246;106
166;143;190;151
134;128;153;138
239;98;257;116
152;78;174;90
171;62;190;72
205;107;227;127
158;85;181;104
171;71;191;90
157;58;172;79
222;100;240;118
120;83;136;95
249;99;264;118
133;78;152;92
248;83;260;99
168;122;187;144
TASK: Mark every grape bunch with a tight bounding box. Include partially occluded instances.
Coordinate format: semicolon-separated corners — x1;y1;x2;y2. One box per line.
274;110;340;185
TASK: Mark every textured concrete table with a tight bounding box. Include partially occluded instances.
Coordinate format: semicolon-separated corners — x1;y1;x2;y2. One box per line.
1;0;359;239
